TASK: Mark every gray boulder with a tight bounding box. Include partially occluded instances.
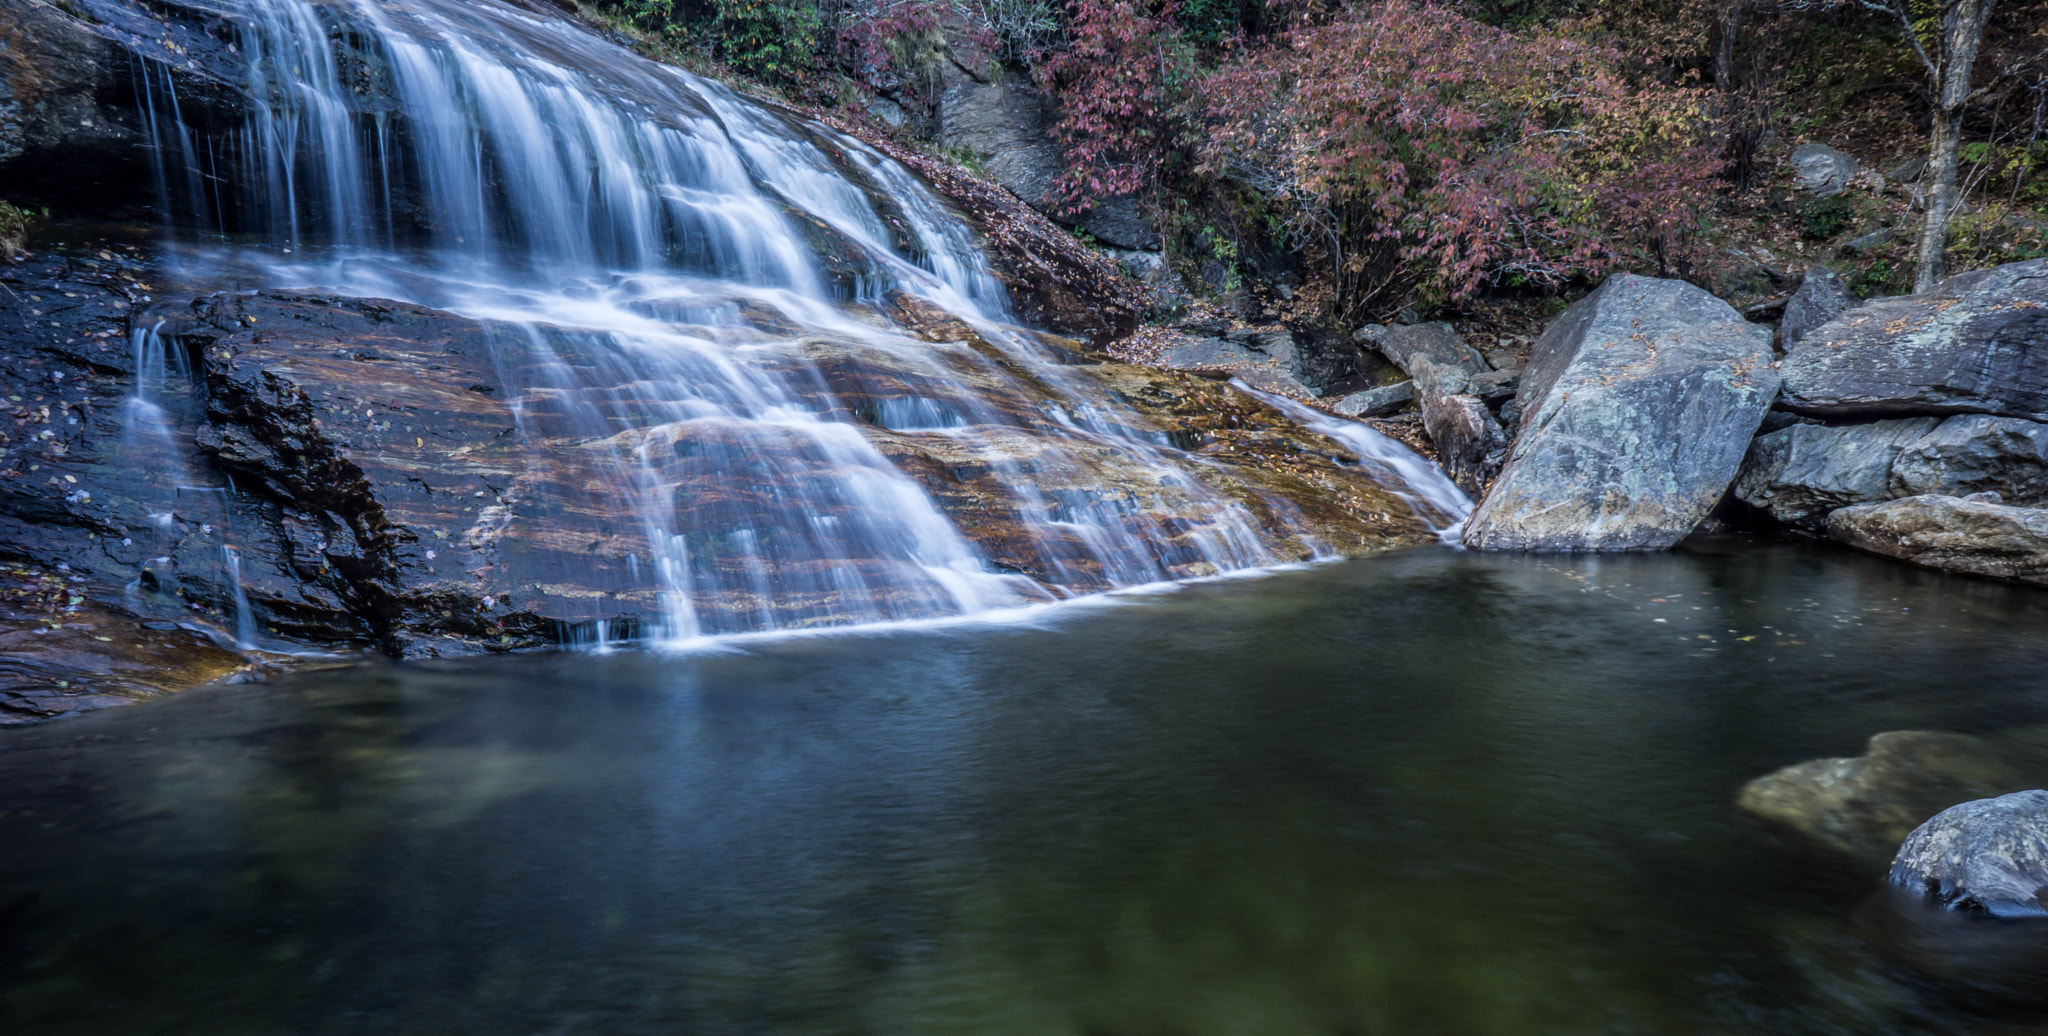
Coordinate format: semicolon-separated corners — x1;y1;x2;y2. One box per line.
1790;142;1860;198
1779;259;2048;419
1886;156;1928;184
1411;358;1506;498
1890;790;2048;916
1891;414;2048;505
1329;381;1414;418
1829;494;2048;585
1463;274;1778;551
1732;418;1941;527
1469;368;1520;405
1739;730;2020;862
938;76;1159;250
1781;265;1855;350
1358;322;1488;378
1158;327;1315;397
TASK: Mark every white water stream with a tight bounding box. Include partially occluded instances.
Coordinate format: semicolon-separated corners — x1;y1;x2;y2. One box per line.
128;0;1466;640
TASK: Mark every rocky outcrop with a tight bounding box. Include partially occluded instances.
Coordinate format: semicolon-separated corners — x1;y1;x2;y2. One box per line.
1779;259;2048;419
1828;494;2048;585
1463;274;1778;551
1790;142;1859;198
1890;415;2048;504
1733;418;1941;528
1890;790;2048;916
0;231;1438;685
1780;264;1854;350
936;73;1158;250
1739;730;2022;862
1410;358;1504;498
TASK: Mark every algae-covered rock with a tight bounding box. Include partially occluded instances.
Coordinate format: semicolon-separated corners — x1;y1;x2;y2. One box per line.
1738;730;2023;862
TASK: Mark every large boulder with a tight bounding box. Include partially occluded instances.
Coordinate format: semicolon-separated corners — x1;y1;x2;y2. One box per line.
1780;264;1855;350
1732;418;1941;528
1779;259;2048;419
1789;142;1859;198
936;75;1159;250
1828;494;2048;585
1462;274;1778;551
1739;730;2021;862
1889;790;2048;916
1890;414;2048;504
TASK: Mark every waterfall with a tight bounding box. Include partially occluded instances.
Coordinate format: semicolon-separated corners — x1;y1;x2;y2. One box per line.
126;0;1462;641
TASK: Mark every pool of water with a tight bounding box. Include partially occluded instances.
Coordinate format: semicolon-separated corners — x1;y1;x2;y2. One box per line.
5;536;2048;1034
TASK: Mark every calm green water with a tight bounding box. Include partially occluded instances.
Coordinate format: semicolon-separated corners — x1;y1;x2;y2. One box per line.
5;537;2048;1035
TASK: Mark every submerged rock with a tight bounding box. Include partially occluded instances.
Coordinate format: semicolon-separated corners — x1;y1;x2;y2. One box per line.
1738;731;2022;862
1463;274;1778;551
1732;418;1941;528
1779;259;2048;419
1828;494;2048;585
1890;790;2048;916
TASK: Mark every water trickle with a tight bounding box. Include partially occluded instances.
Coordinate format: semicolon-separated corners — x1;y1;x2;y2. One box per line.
1235;382;1473;543
220;545;258;650
126;0;1461;640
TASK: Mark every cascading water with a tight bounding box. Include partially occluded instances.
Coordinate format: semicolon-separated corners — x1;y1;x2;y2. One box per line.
122;0;1467;641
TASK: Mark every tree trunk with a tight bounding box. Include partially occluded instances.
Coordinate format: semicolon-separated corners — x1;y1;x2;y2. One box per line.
1913;0;1998;293
1714;0;1745;115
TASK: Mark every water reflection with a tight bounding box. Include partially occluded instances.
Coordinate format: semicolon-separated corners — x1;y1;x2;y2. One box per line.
5;538;2048;1033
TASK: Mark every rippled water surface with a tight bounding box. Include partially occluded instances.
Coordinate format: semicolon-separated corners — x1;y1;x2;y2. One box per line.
6;537;2048;1034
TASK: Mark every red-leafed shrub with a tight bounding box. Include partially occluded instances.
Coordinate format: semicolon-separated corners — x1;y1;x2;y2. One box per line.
1199;2;1715;317
1033;0;1198;214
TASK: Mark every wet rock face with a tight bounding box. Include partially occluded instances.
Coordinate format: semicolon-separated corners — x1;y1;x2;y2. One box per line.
1890;790;2048;916
1463;274;1778;551
1779;259;2048;419
1154;328;1317;398
1738;731;2023;863
0;0;252;213
849;126;1140;346
0;254;1435;671
1828;494;2048;585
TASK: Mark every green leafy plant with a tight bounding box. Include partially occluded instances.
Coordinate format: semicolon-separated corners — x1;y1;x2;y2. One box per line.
1799;196;1855;239
0;200;43;259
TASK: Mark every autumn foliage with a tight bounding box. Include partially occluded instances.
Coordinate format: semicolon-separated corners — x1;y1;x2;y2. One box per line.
1041;0;1718;318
